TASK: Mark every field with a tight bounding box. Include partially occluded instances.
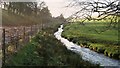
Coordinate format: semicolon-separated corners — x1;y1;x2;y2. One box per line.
2;8;99;67
62;21;120;59
2;4;119;67
2;9;64;27
2;9;39;26
5;27;99;67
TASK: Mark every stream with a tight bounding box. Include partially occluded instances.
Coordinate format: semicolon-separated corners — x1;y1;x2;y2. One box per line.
54;25;120;66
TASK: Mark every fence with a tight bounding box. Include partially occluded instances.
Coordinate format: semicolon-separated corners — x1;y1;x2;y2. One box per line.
1;25;42;66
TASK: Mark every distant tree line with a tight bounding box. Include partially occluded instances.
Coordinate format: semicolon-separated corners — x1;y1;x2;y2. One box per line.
54;14;67;23
3;2;52;25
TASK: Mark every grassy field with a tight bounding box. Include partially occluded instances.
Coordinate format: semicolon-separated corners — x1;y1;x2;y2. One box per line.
2;9;65;27
5;27;99;67
62;22;118;44
2;8;100;67
2;9;40;26
62;22;120;59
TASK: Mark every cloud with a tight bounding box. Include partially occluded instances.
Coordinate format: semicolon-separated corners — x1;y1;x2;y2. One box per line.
42;0;73;18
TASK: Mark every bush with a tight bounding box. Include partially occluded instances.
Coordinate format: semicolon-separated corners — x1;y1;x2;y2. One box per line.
6;29;99;67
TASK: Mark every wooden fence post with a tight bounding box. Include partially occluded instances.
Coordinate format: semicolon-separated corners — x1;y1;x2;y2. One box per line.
2;28;6;66
37;25;40;33
15;29;19;51
39;25;40;32
23;27;26;43
30;26;32;37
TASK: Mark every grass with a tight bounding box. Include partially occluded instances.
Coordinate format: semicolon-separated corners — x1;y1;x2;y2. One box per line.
2;9;65;27
6;42;42;65
89;43;120;59
62;22;120;59
62;22;118;44
2;9;40;26
5;27;99;67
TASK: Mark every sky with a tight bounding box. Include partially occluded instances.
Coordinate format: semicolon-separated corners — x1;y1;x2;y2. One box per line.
0;0;75;18
1;0;117;18
41;0;77;18
41;0;116;18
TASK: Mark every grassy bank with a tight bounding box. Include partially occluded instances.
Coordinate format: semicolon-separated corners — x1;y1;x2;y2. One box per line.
5;27;99;67
62;22;120;59
2;9;62;27
2;9;40;26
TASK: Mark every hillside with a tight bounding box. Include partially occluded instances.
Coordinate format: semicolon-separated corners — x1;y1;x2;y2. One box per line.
2;9;42;26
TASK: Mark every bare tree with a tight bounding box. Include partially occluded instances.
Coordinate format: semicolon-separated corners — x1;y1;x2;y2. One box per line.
67;0;120;33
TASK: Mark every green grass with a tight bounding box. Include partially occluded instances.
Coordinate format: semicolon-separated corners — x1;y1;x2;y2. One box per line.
5;28;99;67
62;22;118;44
6;41;43;65
2;9;40;26
88;43;120;59
2;9;64;27
62;22;120;59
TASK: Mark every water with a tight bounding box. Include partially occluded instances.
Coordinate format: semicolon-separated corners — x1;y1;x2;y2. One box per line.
54;25;120;66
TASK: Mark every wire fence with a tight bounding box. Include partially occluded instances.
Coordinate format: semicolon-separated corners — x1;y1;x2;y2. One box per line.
1;25;41;66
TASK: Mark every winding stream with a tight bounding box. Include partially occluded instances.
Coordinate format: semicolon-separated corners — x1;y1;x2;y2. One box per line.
54;25;120;66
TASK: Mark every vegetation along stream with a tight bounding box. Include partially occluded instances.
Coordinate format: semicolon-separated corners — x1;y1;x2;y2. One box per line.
54;25;120;66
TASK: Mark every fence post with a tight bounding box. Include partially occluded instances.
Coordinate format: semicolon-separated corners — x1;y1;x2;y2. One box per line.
23;27;25;43
15;29;19;51
35;25;37;33
39;25;40;32
33;25;35;35
37;25;40;33
2;28;6;66
30;26;32;38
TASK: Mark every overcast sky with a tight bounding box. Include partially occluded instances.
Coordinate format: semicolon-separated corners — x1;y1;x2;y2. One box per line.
1;0;116;18
41;0;116;18
41;0;77;18
1;0;77;18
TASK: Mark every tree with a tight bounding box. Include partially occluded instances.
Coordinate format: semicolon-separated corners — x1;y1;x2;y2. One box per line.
68;0;119;24
2;2;53;26
56;14;66;23
40;7;52;29
3;2;39;16
67;0;120;33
